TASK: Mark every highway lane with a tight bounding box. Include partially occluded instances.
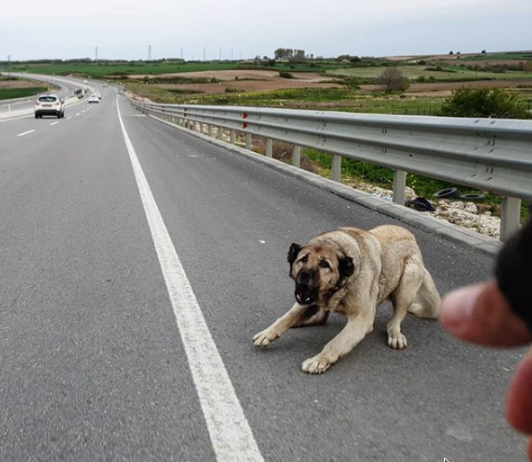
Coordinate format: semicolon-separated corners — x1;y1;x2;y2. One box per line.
0;88;527;461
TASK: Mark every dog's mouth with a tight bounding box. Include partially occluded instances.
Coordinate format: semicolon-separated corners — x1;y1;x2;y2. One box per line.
295;283;318;305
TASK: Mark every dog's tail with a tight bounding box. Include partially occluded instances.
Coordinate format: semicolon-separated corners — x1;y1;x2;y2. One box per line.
408;268;441;319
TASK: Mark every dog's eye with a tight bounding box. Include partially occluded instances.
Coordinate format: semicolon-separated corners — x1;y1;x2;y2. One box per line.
319;261;330;270
298;255;308;264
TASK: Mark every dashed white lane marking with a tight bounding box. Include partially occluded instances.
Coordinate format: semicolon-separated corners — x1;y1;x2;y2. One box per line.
17;129;35;137
67;116;72;120
116;96;264;462
75;113;80;117
50;122;59;126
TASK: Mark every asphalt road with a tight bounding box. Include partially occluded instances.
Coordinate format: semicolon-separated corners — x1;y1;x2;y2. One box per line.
0;84;528;462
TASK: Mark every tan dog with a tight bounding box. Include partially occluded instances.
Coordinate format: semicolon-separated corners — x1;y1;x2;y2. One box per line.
253;225;441;374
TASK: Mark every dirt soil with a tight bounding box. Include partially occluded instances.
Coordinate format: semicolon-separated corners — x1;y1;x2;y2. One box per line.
131;70;335;82
158;80;342;95
0;79;41;88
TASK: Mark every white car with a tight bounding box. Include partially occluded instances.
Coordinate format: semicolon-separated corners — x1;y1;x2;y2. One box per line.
88;94;100;104
35;94;64;118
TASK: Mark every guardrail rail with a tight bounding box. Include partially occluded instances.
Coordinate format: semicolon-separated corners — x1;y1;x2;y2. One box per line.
129;98;532;241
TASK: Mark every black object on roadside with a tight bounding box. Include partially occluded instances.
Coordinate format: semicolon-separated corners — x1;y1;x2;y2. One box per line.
496;217;532;332
433;188;459;199
407;197;435;212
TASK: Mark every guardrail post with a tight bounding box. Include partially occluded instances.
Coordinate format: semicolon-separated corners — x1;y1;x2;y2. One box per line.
245;133;252;150
500;197;521;242
292;145;301;168
332;155;342;182
266;138;273;158
392;169;407;206
230;130;236;145
208;125;213;137
218;127;224;140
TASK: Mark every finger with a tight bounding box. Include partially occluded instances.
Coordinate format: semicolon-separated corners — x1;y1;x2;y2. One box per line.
440;280;532;348
507;351;532;435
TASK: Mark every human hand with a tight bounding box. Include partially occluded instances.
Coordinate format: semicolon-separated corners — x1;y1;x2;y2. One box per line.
441;281;532;460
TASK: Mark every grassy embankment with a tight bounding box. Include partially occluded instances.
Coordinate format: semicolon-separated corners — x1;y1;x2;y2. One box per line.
0;87;48;100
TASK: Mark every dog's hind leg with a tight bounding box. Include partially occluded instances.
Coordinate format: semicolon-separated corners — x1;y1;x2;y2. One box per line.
388;259;424;350
407;268;441;319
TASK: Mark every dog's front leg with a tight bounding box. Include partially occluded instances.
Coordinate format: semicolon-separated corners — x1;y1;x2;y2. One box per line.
253;303;309;347
302;310;375;374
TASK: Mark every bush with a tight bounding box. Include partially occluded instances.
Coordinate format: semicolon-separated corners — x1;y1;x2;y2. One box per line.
279;71;294;79
378;68;410;93
440;88;530;119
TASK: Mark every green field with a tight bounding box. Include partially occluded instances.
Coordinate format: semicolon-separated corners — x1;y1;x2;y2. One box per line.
0;87;48;100
7;61;243;78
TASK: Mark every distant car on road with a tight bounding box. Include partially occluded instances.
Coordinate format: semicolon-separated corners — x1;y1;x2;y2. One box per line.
34;95;64;118
88;94;100;104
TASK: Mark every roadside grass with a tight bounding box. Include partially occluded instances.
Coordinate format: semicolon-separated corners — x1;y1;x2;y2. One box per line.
0;87;48;100
127;82;446;114
303;149;529;221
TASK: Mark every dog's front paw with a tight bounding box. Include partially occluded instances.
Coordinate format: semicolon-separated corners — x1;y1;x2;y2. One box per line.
253;328;280;347
301;355;333;374
387;331;408;350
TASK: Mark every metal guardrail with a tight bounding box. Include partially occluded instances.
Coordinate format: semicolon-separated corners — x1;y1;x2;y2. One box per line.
129;98;532;241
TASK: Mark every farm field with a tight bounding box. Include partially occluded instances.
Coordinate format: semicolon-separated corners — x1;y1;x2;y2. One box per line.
327;64;532;81
0;76;55;100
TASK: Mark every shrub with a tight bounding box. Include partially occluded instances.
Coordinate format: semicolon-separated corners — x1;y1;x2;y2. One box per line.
378;68;410;93
279;71;294;79
440;88;530;119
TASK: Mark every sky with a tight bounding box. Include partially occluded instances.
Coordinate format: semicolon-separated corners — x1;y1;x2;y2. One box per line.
1;0;531;61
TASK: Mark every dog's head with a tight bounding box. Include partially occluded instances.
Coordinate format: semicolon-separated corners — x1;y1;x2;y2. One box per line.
288;242;354;306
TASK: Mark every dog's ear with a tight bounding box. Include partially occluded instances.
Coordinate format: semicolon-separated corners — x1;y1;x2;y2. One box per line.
338;255;354;280
288;243;302;266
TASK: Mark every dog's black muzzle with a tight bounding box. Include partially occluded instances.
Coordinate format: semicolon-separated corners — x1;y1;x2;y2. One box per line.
294;270;319;305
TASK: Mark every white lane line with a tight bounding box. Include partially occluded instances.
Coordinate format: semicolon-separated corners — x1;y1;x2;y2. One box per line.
17;129;36;137
116;97;264;462
67;116;72;120
75;113;80;117
50;122;59;126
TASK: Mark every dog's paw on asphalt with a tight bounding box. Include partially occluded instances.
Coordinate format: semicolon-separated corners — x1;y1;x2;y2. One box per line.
387;332;408;350
301;355;333;374
252;329;279;347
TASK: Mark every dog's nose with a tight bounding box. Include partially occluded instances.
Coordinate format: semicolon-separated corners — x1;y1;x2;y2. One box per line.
298;270;312;283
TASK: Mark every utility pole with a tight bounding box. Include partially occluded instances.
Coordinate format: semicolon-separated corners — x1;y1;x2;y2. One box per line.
219;47;222;61
181;47;183;61
148;45;152;61
203;47;206;61
95;47;98;61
